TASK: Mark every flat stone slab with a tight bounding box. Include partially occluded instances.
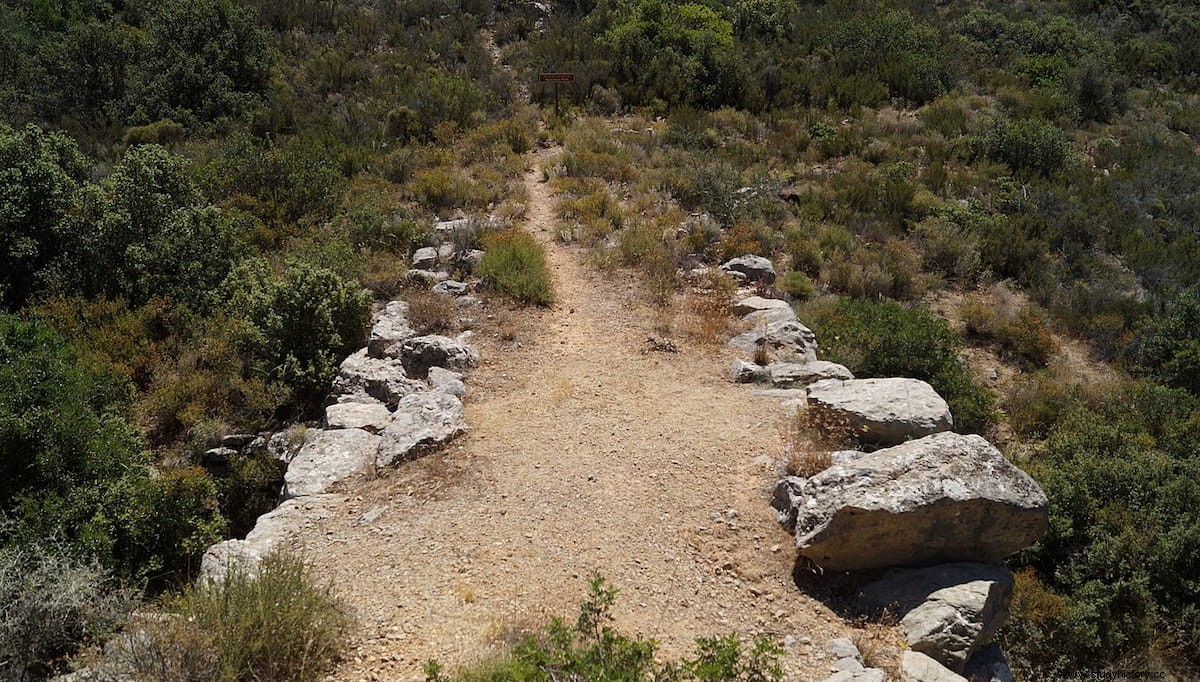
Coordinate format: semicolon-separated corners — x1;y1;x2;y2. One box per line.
806;377;952;447
283;428;381;499
769;361;854;387
324;401;393;433
733;295;791;317
377;391;466;466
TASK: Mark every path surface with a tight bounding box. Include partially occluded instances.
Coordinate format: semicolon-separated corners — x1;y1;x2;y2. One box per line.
303;148;849;681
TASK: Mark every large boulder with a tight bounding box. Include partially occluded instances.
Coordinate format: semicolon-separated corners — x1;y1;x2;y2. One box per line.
732;295;791;318
331;349;425;405
858;564;1014;672
377;390;467;466
399;333;478;379
729;319;818;363
806;378;952;447
780;432;1049;572
367;301;417;358
769;361;854;387
283;428;380;499
721;255;777;284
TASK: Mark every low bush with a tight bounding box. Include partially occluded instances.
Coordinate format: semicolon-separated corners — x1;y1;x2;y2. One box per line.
111;552;349;682
407;290;460;335
960;294;1057;370
801;297;995;433
479;230;555;306
425;574;782;682
777;271;815;300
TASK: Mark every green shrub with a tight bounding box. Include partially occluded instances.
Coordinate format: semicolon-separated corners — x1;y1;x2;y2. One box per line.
115;552;348;682
979;118;1071;177
479;230;555;306
802;297;995;433
777;271;814;300
426;575;782;682
960;295;1057;370
0;541;135;681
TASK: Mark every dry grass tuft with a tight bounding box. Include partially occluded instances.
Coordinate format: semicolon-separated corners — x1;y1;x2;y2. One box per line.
407;290;460;335
681;269;738;346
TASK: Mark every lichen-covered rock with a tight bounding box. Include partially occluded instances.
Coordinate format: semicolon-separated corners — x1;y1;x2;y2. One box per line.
729;319;818;363
806;378;952;446
781;432;1049;572
283;428;380;499
332;349;425;405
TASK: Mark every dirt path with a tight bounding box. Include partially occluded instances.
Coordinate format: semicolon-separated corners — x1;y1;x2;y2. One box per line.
303;148;849;681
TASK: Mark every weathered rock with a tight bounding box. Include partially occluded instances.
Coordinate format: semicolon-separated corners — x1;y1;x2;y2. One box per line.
456;249;486;273
428;366;467;397
283;428;380;498
202;447;236;465
199;540;261;583
432;280;470;297
332;349;425;405
407;268;450;285
399;333;478;379
859;564;1014;672
324;401;393;433
377;391;466;466
783;432;1049;572
771;476;807;528
962;644;1014;682
267;429;307;464
901;651;967;682
730;359;767;383
721;255;777;284
367;301;417;358
769;361;854;387
412;246;439;270
729;319;818;362
437;243;456;261
806;378;952;447
221;433;256;449
199;495;341;582
733;295;791;318
745;305;800;326
825;666;886;682
434;217;473;239
826;638;862;663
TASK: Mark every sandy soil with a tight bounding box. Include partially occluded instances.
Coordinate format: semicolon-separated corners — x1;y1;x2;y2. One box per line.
299;148;855;681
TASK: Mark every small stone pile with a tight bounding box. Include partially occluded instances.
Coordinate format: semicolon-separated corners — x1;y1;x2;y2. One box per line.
406;217;495;300
200;300;476;581
720;255;1048;682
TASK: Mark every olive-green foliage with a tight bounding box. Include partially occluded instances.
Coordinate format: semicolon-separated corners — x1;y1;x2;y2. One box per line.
479;230;555;306
0;541;135;682
803;298;995;433
425;575;783;682
221;259;371;403
979;118;1071;177
824;9;955;106
118;553;349;682
1005;381;1200;675
0;315;225;584
776;271;814;300
1132;292;1200;395
0;122;90;308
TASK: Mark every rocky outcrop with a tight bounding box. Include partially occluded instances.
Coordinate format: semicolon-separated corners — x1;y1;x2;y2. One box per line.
398;333;479;378
367;301;417;358
200;494;342;582
859;563;1014;672
730;359;768;383
412;246;439;270
432;280;470;297
721;255;777;284
778;432;1049;572
962;644;1014;682
282;428;381;499
769;361;854;387
331;349;425;406
324;401;393;433
806;378;952;446
377;391;466;466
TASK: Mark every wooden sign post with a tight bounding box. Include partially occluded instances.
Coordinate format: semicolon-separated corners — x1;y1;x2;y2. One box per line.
538;72;575;117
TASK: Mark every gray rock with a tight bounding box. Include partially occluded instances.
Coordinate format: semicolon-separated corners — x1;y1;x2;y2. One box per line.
859;564;1014;672
332;349;425;405
825;667;886;682
769;361;854;387
434;217;472;239
412;246;439;270
199;540;261;583
399;333;478;379
826;638;862;663
962;644;1014;682
437;243;456;261
283;428;381;499
744;304;799;326
324;401;394;433
407;269;451;285
457;249;486;273
267;429;308;464
901;651;967;682
806;378;952;447
368;301;417;358
220;433;256;449
770;476;807;527
721;255;777;284
729;319;818;363
200;494;341;582
783;432;1049;572
428;366;467;397
377;391;467;466
202;447;236;465
730;359;767;383
733;295;791;317
432;280;470;297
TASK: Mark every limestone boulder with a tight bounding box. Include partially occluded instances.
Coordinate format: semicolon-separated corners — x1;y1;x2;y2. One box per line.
769;361;854;388
428;366;467;397
782;432;1049;571
901;651;966;682
283;428;380;499
200;494;341;581
962;645;1014;682
399;333;478;379
806;378;952;446
721;255;777;284
324;401;393;433
407;269;450;285
412;246;439;270
729;319;818;363
377;390;466;466
733;295;791;318
332;349;425;405
858;563;1014;672
432;280;469;297
730;359;767;383
367;301;417;358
